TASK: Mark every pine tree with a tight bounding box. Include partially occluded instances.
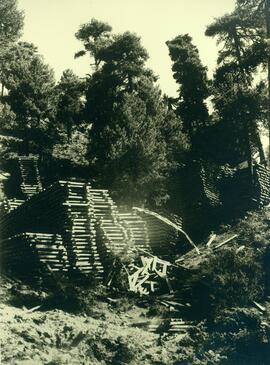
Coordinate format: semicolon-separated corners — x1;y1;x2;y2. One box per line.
75;23;188;205
206;1;270;165
0;42;57;154
55;69;85;141
166;34;210;139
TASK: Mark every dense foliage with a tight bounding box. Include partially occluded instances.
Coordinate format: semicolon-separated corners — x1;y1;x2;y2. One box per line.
0;0;24;46
166;34;210;138
0;2;269;208
206;0;269;165
75;21;188;205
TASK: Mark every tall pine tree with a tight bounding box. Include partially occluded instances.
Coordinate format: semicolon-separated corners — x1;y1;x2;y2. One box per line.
76;24;188;206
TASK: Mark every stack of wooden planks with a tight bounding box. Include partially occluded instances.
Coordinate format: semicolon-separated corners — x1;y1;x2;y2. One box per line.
200;166;221;207
0;198;25;214
0;177;191;282
254;163;270;207
61;181;101;276
27;232;68;272
0;181;104;278
87;188;131;272
118;212;151;252
0;232;68;277
18;156;43;198
133;208;184;259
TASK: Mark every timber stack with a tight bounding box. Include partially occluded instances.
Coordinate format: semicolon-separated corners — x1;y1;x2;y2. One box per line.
1;154;270;286
87;188;133;273
0;198;24;214
0;233;68;278
0;180;102;277
18;155;43;198
200;166;221;207
118;212;150;252
254;163;270;207
0;178;188;281
133;207;186;259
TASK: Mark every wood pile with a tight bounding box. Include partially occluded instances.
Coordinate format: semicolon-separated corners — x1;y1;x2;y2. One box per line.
1;177;196;283
133;207;188;259
1;182;130;279
18;156;43;198
87;188;131;273
0;181;104;278
0;181;157;280
62;181;102;277
254;163;270;207
0;232;68;276
127;255;172;295
118;212;151;252
130;317;194;334
27;233;68;272
0;198;25;214
200;166;221;207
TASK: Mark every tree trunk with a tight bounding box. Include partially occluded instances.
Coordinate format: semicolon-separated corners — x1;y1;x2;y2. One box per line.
265;0;270;166
67;116;73;142
244;126;253;180
233;29;254;175
254;127;267;165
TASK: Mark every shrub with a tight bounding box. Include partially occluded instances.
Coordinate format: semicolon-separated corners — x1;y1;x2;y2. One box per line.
200;247;264;312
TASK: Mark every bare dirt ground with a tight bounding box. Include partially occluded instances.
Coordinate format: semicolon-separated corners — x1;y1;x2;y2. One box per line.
0;276;188;365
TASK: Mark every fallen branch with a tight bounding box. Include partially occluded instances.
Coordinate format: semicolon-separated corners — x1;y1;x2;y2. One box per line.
136;247;155;258
133;207;200;254
206;234;216;248
236;245;245;253
253;301;266;312
213;235;238;250
26;305;42;313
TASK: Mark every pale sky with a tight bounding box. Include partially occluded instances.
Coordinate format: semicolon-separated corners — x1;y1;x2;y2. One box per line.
18;0;235;97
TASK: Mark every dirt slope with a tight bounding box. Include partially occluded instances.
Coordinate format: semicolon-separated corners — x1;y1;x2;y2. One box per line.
2;209;270;365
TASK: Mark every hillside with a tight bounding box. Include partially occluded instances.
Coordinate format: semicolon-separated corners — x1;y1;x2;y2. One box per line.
1;208;270;365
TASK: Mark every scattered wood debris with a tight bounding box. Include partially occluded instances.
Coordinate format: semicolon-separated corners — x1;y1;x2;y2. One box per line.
175;233;239;270
213;234;238;250
206;233;216;248
130;317;195;335
127;255;172;295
